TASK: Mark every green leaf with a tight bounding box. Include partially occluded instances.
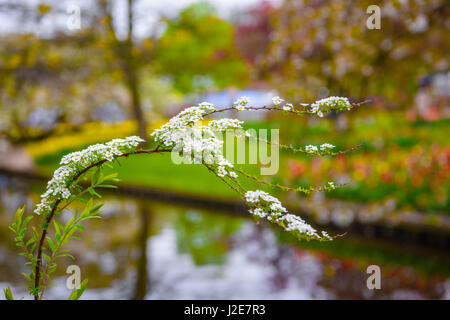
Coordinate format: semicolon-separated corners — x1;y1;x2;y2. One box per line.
46;236;55;252
56;253;75;260
87;187;102;198
21;272;32;281
97;184;118;189
42;253;52;263
23;215;33;227
92;167;101;186
64;212;78;232
90;203;104;214
100;172;119;183
14;206;25;228
25;238;36;248
68;279;88;300
32;226;39;240
3;287;13;300
54;220;61;236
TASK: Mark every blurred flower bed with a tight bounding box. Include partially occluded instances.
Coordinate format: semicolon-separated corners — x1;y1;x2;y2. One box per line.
272;109;449;221
25;119;165;159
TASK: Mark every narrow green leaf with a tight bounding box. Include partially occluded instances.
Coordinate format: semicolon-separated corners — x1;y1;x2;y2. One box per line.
46;236;55;252
3;287;13;300
68;279;88;300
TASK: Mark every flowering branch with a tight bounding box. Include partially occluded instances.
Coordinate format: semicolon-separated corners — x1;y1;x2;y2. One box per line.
6;94;364;300
33;145;171;299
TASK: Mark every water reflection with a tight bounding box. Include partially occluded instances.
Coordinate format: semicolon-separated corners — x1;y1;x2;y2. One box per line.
0;175;449;300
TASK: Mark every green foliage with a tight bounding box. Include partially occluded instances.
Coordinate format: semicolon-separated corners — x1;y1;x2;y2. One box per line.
9;206;39;295
3;287;14;300
68;279;88;300
154;3;249;93
7;164;122;299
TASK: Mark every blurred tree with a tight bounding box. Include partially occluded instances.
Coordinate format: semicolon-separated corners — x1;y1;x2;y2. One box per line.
0;0;154;142
259;0;449;107
0;28;115;142
153;3;249;94
97;0;149;140
233;1;273;65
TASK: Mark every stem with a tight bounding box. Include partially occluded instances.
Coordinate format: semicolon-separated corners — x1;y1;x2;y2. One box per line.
33;147;170;300
39;215;74;300
203;100;370;118
203;164;244;196
34;202;59;300
58;188;89;213
204;105;309;117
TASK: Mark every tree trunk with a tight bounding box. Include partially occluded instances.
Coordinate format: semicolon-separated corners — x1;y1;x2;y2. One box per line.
125;64;147;141
125;0;147;142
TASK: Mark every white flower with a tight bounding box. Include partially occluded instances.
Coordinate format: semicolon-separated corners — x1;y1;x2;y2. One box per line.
310;96;352;117
320;143;335;150
217;166;227;177
305;145;318;153
321;231;332;239
209;119;243;132
229;171;238;178
279;214;317;235
233;96;250;111
283;103;293;111
250;208;267;218
199;102;214;110
244;189;323;239
272;96;284;106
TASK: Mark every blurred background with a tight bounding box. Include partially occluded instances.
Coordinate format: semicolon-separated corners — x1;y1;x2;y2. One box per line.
0;0;449;299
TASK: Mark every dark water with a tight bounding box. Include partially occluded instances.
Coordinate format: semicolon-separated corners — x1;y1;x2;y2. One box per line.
0;175;449;300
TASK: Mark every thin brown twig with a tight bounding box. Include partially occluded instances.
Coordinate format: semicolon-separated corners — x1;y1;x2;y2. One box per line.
203;164;243;196
203;100;371;118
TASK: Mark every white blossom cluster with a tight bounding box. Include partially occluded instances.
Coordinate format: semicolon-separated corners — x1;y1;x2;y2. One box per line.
245;190;328;240
283;103;293;111
34;136;144;216
305;145;319;153
320;143;335;150
246;190;286;220
272;96;284;106
233;96;250;111
278;214;317;234
151;102;217;149
151;102;242;178
208;118;243;132
310;96;352;117
305;143;335;153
